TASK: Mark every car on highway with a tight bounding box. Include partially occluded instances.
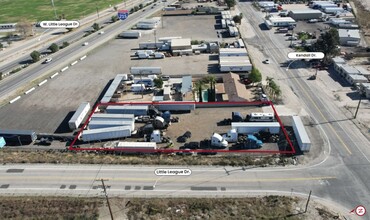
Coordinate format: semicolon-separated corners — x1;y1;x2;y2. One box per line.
83;42;89;46
43;58;52;64
99;31;104;35
263;59;270;64
308;19;318;23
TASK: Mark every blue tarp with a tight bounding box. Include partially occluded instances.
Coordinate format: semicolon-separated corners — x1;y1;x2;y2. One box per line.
0;137;6;148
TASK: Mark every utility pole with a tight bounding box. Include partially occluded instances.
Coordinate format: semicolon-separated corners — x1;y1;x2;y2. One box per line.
100;179;114;220
140;71;144;99
96;4;100;18
354;95;362;119
304;190;312;213
51;0;58;20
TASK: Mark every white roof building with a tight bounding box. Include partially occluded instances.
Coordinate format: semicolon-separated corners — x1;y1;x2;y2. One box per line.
338;29;360;46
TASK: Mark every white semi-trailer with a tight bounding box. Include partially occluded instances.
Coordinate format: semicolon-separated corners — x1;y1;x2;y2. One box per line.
81;126;132;142
115;141;157;153
231;122;281;134
68;102;91;130
119;31;141;38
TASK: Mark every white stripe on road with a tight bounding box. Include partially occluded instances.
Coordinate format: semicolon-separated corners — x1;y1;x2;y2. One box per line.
9;96;21;103
50;72;59;79
71;61;78;66
24;87;35;94
38;79;47;86
61;66;69;72
80;55;87;60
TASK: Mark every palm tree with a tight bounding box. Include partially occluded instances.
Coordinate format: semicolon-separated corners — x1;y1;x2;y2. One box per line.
194;80;207;102
203;76;217;102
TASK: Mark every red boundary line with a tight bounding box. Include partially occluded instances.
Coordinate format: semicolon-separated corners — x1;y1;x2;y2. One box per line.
69;101;296;155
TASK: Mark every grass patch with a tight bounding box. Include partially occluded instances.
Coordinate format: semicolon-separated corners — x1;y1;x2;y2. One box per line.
0;0;124;23
0;149;294;166
0;197;102;219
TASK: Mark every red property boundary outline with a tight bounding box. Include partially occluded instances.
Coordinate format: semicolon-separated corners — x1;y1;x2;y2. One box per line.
69;101;296;154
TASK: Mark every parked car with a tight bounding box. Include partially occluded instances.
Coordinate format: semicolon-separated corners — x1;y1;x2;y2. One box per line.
83;42;89;46
308;19;318;23
287;36;298;41
263;59;270;64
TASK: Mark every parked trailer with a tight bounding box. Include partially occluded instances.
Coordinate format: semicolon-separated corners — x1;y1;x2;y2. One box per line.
154;103;196;112
68;102;91;130
106;105;148;116
90;113;135;121
0;129;37;146
115;142;157;153
119;31;141;38
323;7;345;14
292;116;311;152
88;120;135;130
81;126;132;142
130;67;162;75
101;74;125;103
231;122;281;134
246;112;275;122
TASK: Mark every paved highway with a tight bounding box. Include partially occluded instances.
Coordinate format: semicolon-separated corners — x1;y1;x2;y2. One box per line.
0;164;359;219
0;1;166;103
238;2;370;218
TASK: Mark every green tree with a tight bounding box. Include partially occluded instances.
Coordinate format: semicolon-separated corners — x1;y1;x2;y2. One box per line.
154;77;164;89
312;28;339;63
134;6;139;11
111;15;118;22
114;6;118;11
62;41;69;48
139;3;143;9
225;0;236;9
48;43;59;53
0;43;3;49
194;80;207;102
92;23;100;32
130;8;134;14
30;51;41;63
249;67;262;85
203;76;217;102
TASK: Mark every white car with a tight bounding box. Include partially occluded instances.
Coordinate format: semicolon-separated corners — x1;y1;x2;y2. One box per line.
263;59;270;64
43;58;52;64
99;31;104;34
83;42;89;46
308;19;318;23
288;36;298;41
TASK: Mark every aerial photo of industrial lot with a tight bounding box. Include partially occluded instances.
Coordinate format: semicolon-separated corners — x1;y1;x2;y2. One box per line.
0;0;370;219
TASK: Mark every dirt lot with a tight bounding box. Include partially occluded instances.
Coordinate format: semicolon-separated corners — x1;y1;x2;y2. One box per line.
0;196;345;220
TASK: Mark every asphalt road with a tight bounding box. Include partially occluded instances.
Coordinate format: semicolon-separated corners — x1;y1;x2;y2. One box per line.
238;2;370;218
0;1;167;103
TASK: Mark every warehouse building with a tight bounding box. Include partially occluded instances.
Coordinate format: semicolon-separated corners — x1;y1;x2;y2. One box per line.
288;9;323;20
219;56;252;72
355;66;370;80
346;74;368;86
338;64;359;77
265;17;296;29
219;48;248;57
338;29;360;46
332;56;346;72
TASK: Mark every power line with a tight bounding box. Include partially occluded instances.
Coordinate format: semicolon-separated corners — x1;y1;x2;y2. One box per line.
100;179;114;220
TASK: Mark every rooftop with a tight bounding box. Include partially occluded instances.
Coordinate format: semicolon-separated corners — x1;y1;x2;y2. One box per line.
269;17;296;22
222;73;250;101
170;38;191;47
347;74;368;81
289;9;322;14
338;29;360;39
341;65;360;74
355;66;370;76
332;56;346;64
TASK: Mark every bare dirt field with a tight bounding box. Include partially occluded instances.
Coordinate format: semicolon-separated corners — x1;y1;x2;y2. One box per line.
0;196;345;220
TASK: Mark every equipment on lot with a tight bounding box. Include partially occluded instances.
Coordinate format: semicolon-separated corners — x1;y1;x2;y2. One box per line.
232;112;243;122
235;135;263;149
211;133;228;148
222;129;238;143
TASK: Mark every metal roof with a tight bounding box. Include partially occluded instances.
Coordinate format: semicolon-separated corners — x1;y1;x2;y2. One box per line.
101;74;125;103
332;57;346;64
341;65;360;74
232;122;280;127
91;113;135;119
106;105;148;110
289;9;322;14
69;102;90;122
0;129;35;135
347;74;368;81
170;38;191;47
181;76;192;94
355;66;370;75
292;116;310;144
269;17;296;23
82;126;132;135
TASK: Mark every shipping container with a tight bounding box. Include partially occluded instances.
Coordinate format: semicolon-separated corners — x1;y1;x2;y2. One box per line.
324;7;345;14
68;102;91;130
88;120;135;130
119;31;141;38
82;126;132;142
90;113;135;121
0;129;37;146
131;84;146;92
115;141;157;153
231;122;281;134
292;116;311;152
106;105;148;116
221;19;226;28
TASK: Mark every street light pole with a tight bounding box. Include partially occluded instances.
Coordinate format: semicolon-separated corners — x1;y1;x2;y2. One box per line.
51;0;58;20
354;95;362;119
100;179;114;220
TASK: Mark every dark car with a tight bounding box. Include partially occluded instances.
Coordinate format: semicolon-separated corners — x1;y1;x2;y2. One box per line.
184;142;199;149
183;131;192;138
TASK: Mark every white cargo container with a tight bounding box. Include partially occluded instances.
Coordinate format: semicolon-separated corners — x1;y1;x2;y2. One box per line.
90;113;135;121
292;116;311;152
82;126;132;142
88;120;135;130
154;52;165;59
231;122;281;134
130;67;162;75
221;19;226;28
324;7;345;14
115;141;157;153
119;31;141;38
68;102;91;130
106;105;148;116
